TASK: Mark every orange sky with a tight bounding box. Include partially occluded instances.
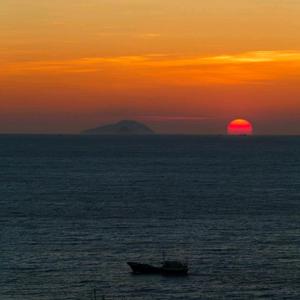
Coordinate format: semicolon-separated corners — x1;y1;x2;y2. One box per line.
1;0;300;134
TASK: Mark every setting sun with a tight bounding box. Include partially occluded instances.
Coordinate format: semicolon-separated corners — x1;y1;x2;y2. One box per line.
227;119;253;135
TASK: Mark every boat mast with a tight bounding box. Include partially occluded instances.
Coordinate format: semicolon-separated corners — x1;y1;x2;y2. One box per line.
162;250;166;262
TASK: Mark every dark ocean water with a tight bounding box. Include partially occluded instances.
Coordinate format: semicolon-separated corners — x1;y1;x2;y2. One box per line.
1;135;300;299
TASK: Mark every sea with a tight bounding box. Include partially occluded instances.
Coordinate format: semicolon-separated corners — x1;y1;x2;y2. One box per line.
0;135;300;300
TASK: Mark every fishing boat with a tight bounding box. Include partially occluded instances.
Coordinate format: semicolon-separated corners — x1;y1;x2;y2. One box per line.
127;260;188;276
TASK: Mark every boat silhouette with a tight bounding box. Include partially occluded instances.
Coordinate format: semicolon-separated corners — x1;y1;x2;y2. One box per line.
127;260;188;276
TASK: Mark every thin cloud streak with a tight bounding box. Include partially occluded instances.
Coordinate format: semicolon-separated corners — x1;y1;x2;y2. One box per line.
3;50;300;85
5;50;300;71
138;116;214;121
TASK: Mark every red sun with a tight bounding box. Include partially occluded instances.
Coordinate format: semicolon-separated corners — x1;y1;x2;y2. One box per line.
227;119;253;135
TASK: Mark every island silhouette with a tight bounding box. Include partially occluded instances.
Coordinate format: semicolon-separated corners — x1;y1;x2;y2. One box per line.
81;120;155;135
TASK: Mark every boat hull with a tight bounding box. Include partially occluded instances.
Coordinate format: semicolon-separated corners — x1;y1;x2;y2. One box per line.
127;262;188;276
127;262;161;274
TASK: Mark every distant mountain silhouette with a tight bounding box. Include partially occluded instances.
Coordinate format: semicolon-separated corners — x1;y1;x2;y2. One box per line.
82;120;155;135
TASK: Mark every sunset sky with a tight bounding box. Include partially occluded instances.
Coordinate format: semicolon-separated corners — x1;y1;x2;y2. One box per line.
2;0;300;134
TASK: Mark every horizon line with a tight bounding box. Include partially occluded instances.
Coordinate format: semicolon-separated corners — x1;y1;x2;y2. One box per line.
1;133;300;137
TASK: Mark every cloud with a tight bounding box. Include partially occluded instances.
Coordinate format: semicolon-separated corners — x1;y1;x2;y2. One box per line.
3;50;300;85
137;115;212;121
201;51;300;64
96;31;161;39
